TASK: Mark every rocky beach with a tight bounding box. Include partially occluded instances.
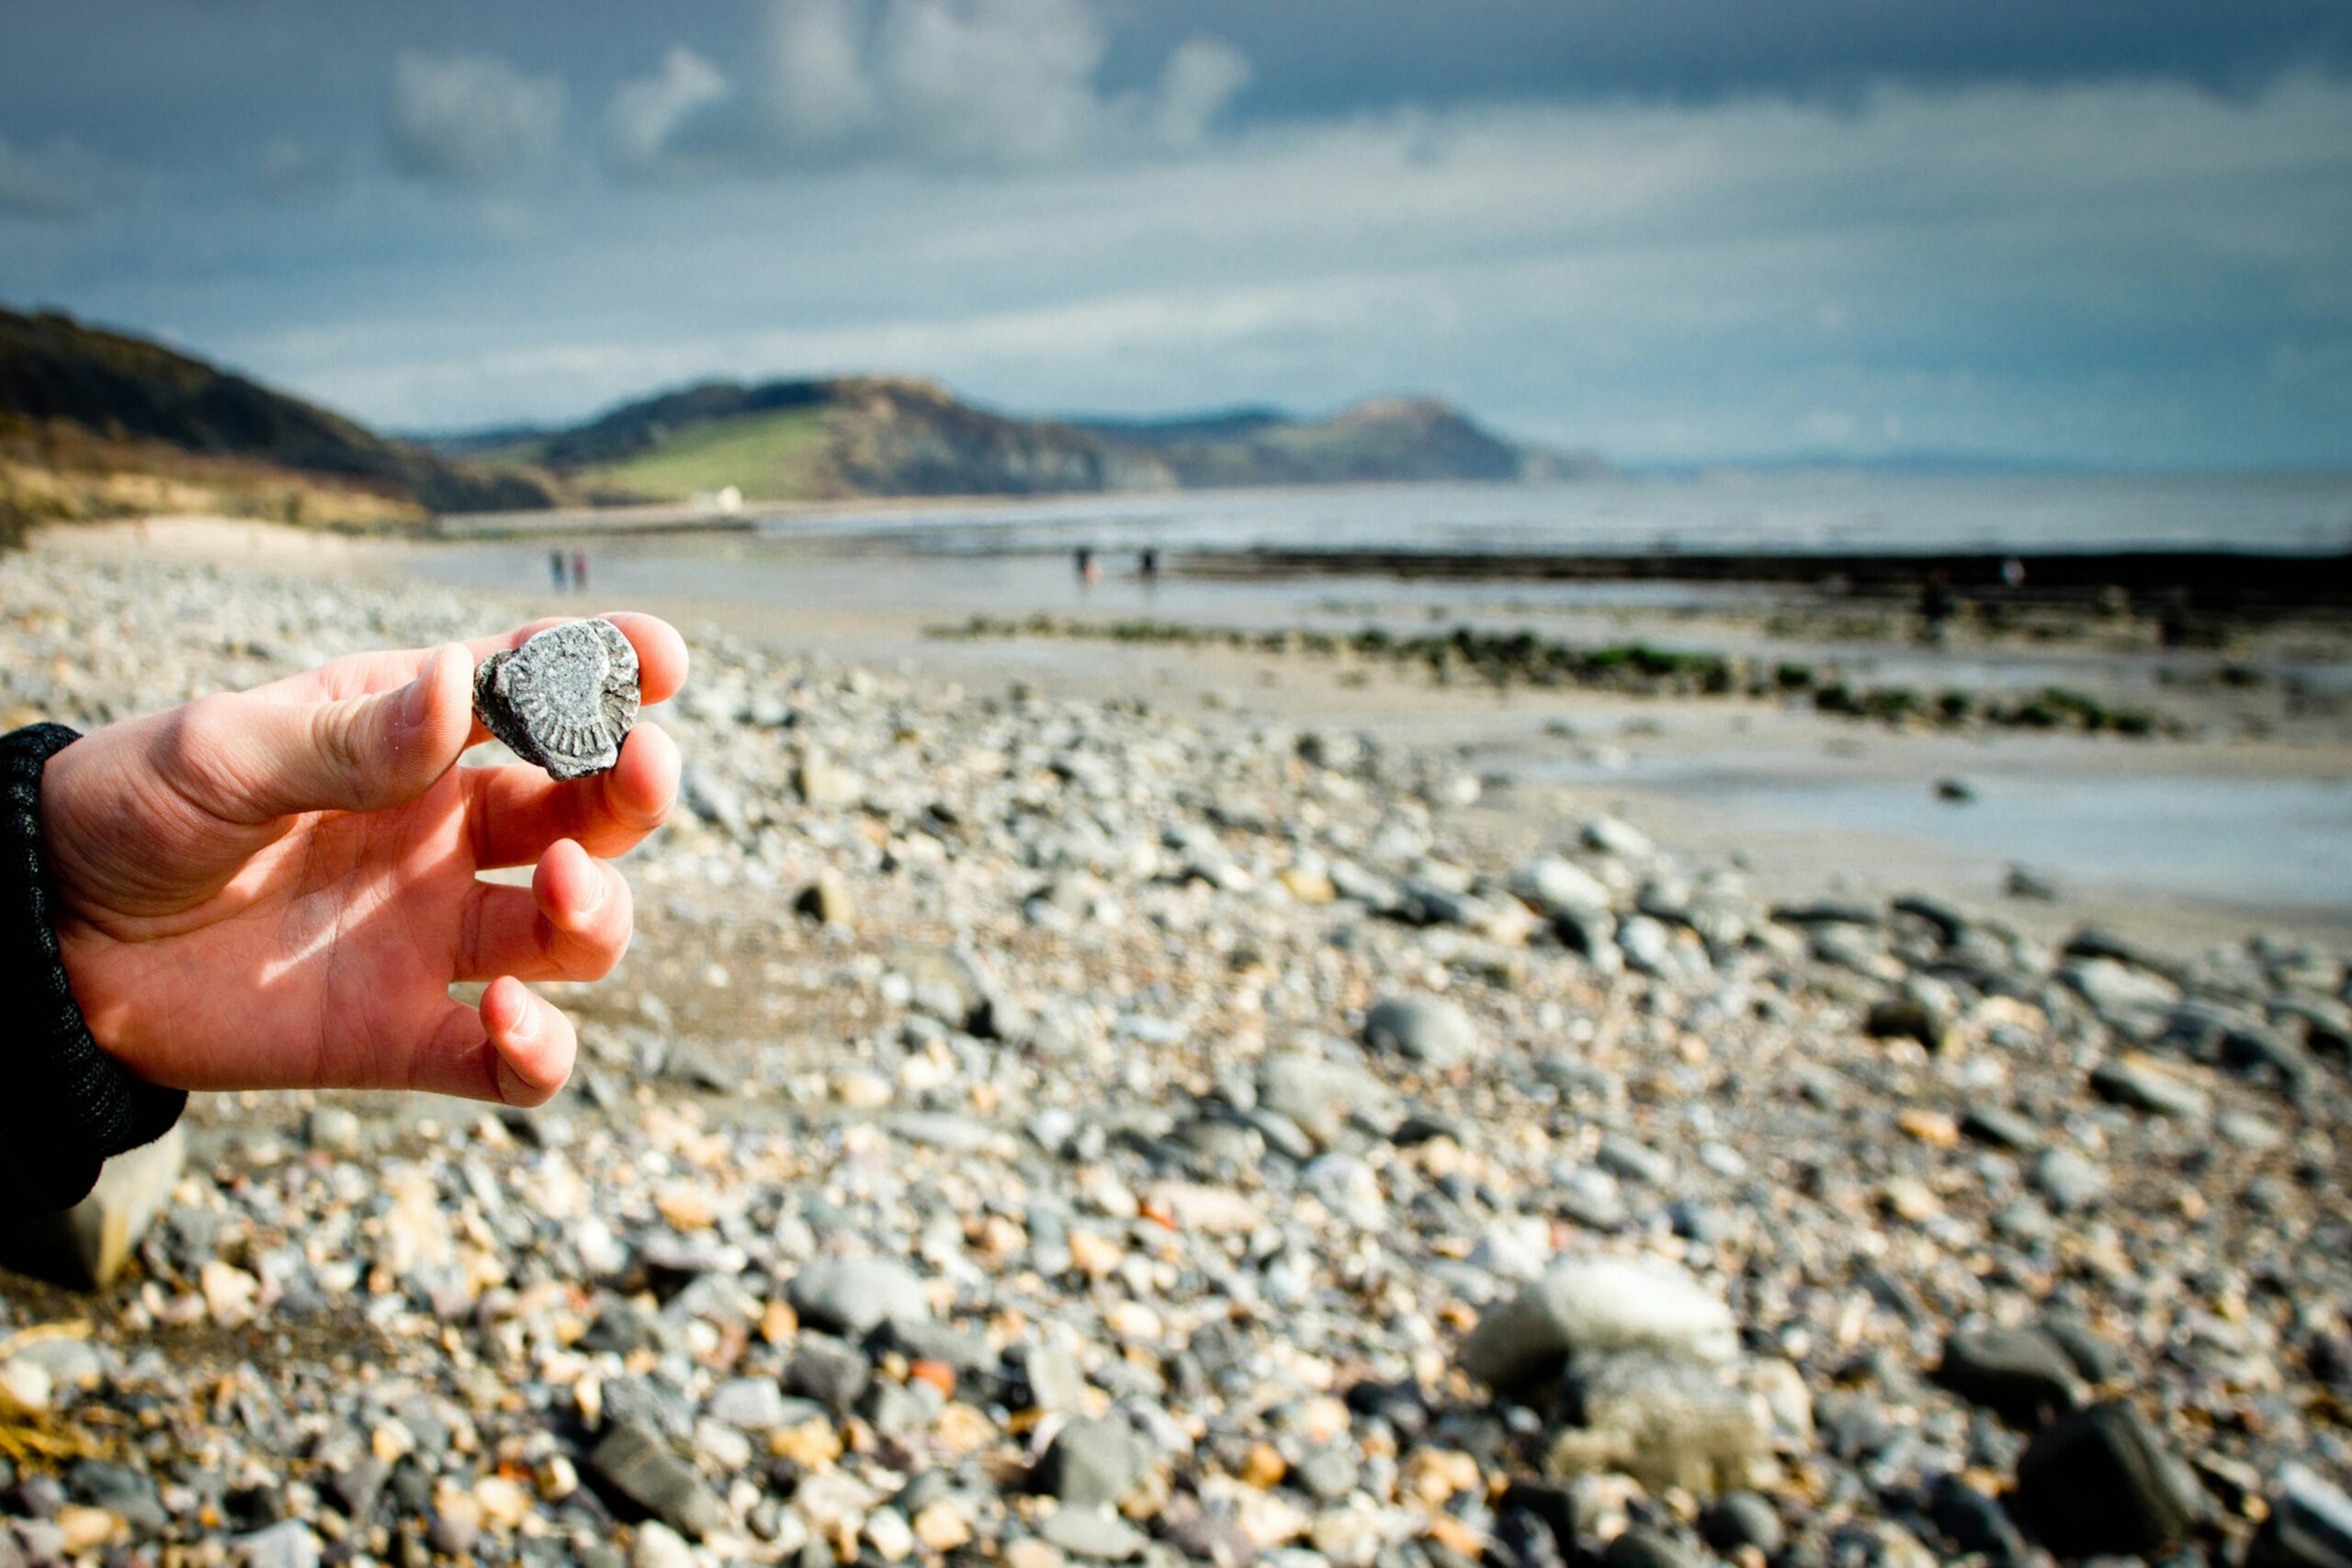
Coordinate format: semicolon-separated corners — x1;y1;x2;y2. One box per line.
2;533;2350;1568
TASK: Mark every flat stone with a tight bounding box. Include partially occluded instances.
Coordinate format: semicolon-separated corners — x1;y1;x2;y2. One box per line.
2032;1146;2110;1211
787;1256;930;1335
2090;1054;2211;1120
1595;1134;1673;1188
2062;957;2178;1040
1040;1506;1149;1562
1935;1326;2085;1427
1961;1105;2045;1152
1363;995;1480;1069
1509;855;1613;916
472;618;640;781
587;1421;727;1540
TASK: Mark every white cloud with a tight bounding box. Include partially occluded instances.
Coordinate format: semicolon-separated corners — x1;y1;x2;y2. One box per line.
877;0;1110;165
387;51;566;190
757;0;879;149
0;132;98;220
604;46;730;180
604;0;1250;178
1155;39;1252;149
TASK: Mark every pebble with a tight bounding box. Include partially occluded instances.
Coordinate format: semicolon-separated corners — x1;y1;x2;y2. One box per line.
1363;995;1481;1069
2090;1053;2211;1119
787;1256;930;1335
631;1521;697;1568
1934;1325;2084;1427
1033;1417;1154;1506
1699;1491;1786;1555
1041;1506;1149;1562
589;1422;728;1540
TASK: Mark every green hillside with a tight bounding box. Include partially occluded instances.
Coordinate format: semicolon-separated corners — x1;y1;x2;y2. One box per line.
584;406;833;498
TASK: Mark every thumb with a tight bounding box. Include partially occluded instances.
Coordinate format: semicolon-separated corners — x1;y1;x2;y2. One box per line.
193;643;473;823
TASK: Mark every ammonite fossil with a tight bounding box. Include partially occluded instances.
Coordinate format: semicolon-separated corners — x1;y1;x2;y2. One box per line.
471;618;641;780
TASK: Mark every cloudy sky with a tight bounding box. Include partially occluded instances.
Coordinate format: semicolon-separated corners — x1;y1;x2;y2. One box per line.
4;0;2350;467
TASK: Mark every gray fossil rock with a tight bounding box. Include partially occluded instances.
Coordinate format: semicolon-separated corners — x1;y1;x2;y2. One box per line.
472;618;640;780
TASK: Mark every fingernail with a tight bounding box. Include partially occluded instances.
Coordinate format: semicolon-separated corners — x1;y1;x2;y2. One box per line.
573;863;609;916
504;997;541;1041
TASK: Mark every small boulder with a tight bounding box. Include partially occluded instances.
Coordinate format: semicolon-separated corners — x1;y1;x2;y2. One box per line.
1462;1255;1739;1393
2013;1399;2199;1558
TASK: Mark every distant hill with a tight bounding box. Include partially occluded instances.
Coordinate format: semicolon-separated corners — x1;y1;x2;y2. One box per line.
1072;397;1596;488
445;378;1589;503
0;307;563;525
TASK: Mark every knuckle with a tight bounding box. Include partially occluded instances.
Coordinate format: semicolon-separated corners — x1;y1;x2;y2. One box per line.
156;694;253;815
564;932;626;981
306;699;369;788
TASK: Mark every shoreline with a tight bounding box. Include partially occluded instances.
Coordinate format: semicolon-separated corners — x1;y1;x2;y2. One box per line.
28;513;2351;948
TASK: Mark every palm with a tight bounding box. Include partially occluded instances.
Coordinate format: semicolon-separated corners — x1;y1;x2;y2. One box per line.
42;616;686;1104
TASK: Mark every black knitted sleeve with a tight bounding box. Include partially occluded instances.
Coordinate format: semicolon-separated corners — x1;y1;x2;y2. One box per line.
0;724;187;1213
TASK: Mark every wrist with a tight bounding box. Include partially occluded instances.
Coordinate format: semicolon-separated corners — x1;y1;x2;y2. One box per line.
0;724;187;1213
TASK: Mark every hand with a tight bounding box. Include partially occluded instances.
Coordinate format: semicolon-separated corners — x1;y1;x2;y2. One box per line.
37;615;688;1107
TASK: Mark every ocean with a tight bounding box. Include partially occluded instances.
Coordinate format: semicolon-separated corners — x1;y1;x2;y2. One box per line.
411;470;2352;626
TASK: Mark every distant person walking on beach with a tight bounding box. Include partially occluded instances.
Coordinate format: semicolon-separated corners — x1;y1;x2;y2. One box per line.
571;550;590;593
1918;567;1955;644
549;550;567;592
1074;547;1100;586
1139;547;1159;581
